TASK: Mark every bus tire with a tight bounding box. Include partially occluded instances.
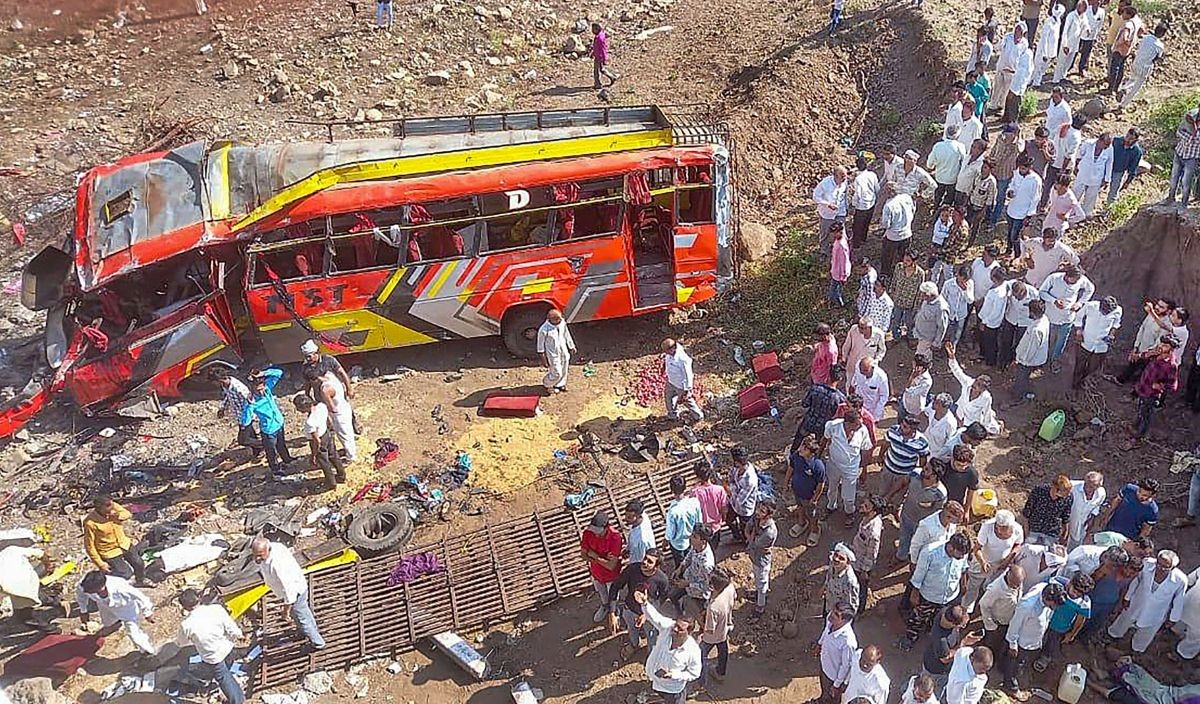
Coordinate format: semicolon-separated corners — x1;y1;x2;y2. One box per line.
346;503;413;554
501;305;551;359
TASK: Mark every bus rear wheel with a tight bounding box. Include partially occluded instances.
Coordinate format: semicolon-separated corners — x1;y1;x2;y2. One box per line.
502;305;551;359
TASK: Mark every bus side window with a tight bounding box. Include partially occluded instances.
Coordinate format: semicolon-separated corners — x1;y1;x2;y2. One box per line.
677;165;715;224
328;211;403;272
482;211;552;252
252;242;324;285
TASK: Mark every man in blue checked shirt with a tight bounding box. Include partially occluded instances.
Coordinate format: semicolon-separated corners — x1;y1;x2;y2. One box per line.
241;367;295;476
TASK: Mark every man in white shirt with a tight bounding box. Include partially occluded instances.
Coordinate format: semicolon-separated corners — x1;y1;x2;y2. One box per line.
1118;23;1168;108
818;603;860;703
294;394;345;490
1002;30;1035;124
879;192;917;278
1073;133;1115;215
928;126;968;208
850;356;890;421
944;348;1000;435
909;502;965;566
894;150;938;201
1042;115;1084;210
1041;173;1086;234
941;266;975;347
1065;472;1107;550
1030;5;1062;88
1040;265;1096;370
636;594;702;702
252;537;325;649
901;673;939;704
662;338;703;422
993;23;1030;117
823;410;874;516
955;104;985;152
814;166;850;258
623;499;656;563
842;644;890;704
1175;564;1200;659
1055;1;1088;83
174;588;245;704
954;140;987;208
850;154;881;250
1044;88;1073;147
1072;295;1122;389
1020;228;1080;287
964;509;1025;613
945;646;994;704
863;280;895;334
902;356;933;422
1011;298;1050;405
979;564;1027;634
843;316;887;384
77;571;156;656
878;144;907;199
1003;156;1042;257
536;308;576;393
1013;543;1068;591
1108;550;1189;652
1079;0;1106;76
998;279;1035;371
308;369;357;463
1118;298;1180;383
1003;581;1067;695
977;266;1010;368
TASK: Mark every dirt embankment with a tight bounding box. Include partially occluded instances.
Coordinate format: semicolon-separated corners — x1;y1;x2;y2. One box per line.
1084;206;1200;319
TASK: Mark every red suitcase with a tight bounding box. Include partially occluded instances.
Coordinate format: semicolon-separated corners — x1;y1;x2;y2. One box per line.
738;382;770;420
752;352;783;384
481;393;541;418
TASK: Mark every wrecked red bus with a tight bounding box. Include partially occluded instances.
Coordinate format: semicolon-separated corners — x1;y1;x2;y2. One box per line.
7;106;736;434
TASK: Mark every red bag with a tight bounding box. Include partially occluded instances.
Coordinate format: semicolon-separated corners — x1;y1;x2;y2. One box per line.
481;393;541;418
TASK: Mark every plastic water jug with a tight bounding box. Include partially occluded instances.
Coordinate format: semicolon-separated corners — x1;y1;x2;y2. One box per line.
972;488;999;518
1039;410;1067;441
1057;663;1087;704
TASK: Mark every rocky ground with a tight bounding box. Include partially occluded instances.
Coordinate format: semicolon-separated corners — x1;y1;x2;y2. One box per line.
0;0;1199;702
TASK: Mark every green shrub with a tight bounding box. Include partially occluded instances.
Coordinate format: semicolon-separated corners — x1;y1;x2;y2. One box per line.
1018;92;1038;121
914;118;943;143
879;108;901;129
1105;191;1144;226
1146;93;1199;139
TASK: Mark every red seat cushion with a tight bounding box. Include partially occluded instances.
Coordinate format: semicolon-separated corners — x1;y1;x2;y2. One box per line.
738;383;770;420
4;633;105;683
752;352;783;384
481;394;541;418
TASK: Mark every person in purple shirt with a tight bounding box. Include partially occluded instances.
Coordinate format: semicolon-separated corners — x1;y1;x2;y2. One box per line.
589;22;620;89
1106;128;1145;204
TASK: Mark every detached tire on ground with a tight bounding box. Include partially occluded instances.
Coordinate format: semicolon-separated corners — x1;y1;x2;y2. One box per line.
346;503;413;554
501;304;551;359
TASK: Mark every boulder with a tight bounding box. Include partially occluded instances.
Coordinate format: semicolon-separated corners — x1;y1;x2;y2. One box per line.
221;61;241;79
5;677;70;704
562;34;586;53
268;83;292;103
497;6;513;20
425;70;451;85
736;221;776;262
571;18;589;33
365;108;384;121
1081;96;1107;119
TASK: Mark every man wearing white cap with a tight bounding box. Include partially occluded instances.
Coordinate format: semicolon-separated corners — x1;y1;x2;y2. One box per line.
1108;549;1188;652
913;282;950;359
536;308;576;393
964;509;1024;614
300;339;355;401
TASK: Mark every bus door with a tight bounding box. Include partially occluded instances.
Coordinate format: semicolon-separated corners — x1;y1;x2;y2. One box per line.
630;170;676;309
671;164;720;308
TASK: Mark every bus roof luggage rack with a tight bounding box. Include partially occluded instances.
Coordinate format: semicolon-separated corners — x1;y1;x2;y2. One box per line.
389;105;666;139
657;105;732;148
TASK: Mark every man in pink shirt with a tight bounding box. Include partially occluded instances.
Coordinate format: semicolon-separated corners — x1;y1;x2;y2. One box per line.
810;323;840;384
589;22;619;89
690;463;728;550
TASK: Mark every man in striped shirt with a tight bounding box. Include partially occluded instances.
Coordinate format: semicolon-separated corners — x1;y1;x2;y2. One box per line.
878;415;931;509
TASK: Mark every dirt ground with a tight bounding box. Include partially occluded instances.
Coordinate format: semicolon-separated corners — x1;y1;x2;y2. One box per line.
1;0;1199;701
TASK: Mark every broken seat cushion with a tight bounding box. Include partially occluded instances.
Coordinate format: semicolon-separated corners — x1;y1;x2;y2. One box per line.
4;633;105;683
738;382;770;420
480;393;540;418
751;352;783;384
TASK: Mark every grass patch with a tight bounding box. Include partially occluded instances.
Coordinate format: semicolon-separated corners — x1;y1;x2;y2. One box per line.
1134;0;1170;15
1105;191;1145;226
914;118;943;143
1018;92;1038;121
879;108;901;129
1140;92;1200;181
714;228;834;349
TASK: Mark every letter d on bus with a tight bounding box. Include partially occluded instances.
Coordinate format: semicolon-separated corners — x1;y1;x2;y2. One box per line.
505;189;530;210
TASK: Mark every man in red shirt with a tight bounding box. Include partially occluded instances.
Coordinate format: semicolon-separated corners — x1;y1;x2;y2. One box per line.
1131;334;1180;444
580;510;623;628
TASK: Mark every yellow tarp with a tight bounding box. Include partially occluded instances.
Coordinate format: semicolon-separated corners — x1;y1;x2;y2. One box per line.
223;548;360;619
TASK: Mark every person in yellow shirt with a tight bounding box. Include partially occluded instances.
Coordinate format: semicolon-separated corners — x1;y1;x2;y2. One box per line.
83;495;149;587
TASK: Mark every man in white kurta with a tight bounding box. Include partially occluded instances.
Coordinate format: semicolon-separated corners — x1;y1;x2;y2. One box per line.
0;545;48;625
1066;473;1106;549
1174;565;1200;659
842;645;890;704
536;309;576;393
1108;550;1189;652
316;371;357;463
638;596;702;702
76;572;156;654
